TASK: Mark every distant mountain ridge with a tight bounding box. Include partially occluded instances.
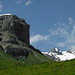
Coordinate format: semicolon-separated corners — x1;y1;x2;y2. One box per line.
42;48;75;61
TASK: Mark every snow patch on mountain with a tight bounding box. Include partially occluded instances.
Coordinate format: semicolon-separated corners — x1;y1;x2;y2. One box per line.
42;48;75;61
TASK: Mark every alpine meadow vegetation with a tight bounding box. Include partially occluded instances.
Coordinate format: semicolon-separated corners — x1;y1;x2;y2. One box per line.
0;59;75;75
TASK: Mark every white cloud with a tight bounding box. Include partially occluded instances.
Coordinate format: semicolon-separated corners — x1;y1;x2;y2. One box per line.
49;27;68;37
30;17;75;51
65;25;75;49
0;2;3;12
25;0;32;6
49;17;75;50
30;34;49;44
16;0;22;4
66;25;75;43
56;24;75;50
56;42;65;47
68;17;73;24
69;45;75;50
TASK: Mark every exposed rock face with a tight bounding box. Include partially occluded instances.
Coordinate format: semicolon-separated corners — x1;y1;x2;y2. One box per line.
0;14;30;44
0;14;31;59
49;48;62;55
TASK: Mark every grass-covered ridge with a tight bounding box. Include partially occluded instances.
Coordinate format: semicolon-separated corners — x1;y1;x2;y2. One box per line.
0;48;52;64
0;59;75;75
0;49;16;61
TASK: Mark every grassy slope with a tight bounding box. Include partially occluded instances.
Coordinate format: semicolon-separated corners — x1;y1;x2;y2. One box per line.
0;49;16;61
0;49;52;69
0;48;52;64
0;49;24;70
22;50;52;65
0;59;75;75
1;49;75;75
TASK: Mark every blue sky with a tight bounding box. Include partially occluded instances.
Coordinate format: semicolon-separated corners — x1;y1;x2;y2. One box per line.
0;0;75;52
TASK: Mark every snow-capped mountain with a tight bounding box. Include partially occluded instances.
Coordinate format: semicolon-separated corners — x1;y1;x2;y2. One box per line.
42;48;75;61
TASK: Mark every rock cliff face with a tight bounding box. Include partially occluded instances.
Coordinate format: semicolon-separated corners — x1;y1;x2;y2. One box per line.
0;14;30;44
0;14;31;59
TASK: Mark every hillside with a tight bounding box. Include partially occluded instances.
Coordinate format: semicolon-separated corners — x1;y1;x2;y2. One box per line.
0;47;52;65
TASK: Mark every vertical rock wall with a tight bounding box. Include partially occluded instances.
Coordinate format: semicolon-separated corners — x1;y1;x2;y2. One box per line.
0;14;30;59
0;14;30;45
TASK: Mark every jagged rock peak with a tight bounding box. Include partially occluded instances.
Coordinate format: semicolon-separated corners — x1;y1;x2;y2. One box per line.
49;48;62;55
0;14;31;59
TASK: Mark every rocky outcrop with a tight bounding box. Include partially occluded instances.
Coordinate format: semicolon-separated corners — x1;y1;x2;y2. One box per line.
0;14;52;64
0;14;31;59
0;14;30;44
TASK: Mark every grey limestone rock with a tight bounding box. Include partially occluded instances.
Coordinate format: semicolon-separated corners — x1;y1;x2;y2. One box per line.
0;14;30;59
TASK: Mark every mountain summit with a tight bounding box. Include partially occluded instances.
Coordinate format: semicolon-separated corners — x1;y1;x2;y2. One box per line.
43;48;75;61
49;48;62;55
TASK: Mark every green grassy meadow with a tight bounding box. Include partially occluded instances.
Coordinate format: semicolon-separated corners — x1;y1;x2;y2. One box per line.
0;59;75;75
0;49;75;75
